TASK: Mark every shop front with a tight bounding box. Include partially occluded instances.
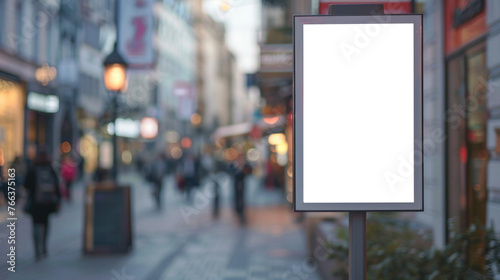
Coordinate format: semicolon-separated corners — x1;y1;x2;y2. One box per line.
444;0;489;271
0;74;25;174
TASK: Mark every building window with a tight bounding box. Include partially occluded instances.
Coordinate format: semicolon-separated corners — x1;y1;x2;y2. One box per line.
15;1;23;54
0;0;5;47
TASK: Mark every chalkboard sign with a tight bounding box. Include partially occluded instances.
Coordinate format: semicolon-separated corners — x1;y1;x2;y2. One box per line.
84;183;132;254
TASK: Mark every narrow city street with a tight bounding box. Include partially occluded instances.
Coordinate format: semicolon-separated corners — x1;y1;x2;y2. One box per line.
0;172;320;280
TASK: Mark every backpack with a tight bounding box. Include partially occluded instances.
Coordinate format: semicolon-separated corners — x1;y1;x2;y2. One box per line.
35;166;59;205
61;162;76;182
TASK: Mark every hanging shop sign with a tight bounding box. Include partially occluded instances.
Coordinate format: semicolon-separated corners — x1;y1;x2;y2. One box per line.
118;0;155;69
27;92;59;113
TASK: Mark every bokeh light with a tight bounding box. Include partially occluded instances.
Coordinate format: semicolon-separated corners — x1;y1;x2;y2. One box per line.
121;150;133;164
181;137;192;149
246;148;260;162
166;130;179;143
263;116;279;124
276;142;288;154
190;113;202;126
171;146;183;159
268;133;285;145
224;147;239;161
60;141;71;153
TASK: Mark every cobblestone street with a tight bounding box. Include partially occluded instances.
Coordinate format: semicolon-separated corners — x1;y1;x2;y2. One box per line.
0;172;320;280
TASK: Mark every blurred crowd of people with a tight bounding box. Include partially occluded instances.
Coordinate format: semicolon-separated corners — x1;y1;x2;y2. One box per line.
0;143;264;260
134;150;252;225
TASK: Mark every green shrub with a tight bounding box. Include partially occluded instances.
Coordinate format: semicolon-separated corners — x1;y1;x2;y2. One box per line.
326;214;500;280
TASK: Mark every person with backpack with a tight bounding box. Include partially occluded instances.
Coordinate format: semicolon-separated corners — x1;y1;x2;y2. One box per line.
24;148;61;260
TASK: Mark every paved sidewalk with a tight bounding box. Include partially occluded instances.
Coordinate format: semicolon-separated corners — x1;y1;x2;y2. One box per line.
0;172;320;280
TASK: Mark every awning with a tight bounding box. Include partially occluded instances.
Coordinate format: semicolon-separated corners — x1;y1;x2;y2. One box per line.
212;122;253;140
212;117;287;141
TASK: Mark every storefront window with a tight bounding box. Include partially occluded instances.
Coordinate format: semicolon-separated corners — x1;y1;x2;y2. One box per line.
0;79;25;173
446;54;467;235
446;43;488;271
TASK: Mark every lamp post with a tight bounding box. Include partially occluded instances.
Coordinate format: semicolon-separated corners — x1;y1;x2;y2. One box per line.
103;43;128;181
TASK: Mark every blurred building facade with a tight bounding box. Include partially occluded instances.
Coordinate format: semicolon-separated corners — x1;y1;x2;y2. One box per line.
191;0;253;152
154;0;197;155
415;0;500;251
258;0;313;203
0;0;251;175
0;0;118;175
0;0;64;169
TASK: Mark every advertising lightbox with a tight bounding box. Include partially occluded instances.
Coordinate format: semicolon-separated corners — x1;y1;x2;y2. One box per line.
293;14;423;211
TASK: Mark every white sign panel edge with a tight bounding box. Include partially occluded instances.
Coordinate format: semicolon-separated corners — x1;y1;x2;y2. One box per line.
293;14;423;212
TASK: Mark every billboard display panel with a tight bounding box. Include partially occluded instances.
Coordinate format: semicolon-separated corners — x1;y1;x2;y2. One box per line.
293;14;423;211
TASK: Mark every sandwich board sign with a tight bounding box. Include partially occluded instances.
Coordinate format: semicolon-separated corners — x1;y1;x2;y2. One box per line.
293;12;423;212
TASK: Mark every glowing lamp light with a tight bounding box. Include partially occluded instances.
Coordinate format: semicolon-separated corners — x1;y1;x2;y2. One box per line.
268;133;286;145
103;43;128;92
140;117;158;139
104;64;126;91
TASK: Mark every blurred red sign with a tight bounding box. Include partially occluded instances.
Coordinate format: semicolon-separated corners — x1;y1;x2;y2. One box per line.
444;0;487;55
319;1;411;15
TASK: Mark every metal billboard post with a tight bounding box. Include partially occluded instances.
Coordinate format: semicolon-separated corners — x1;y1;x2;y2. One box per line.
327;4;384;280
349;211;367;280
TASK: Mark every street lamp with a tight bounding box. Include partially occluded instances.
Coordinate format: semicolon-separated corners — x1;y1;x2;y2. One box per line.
103;43;128;181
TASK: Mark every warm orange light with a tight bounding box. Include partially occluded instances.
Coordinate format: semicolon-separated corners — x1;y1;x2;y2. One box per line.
224;147;239;161
181;137;192;149
263;116;279;125
0;149;4;166
35;63;57;86
190;113;202;126
104;63;126;91
61;142;71;153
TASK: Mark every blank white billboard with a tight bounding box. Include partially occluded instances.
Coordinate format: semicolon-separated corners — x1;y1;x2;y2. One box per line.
294;15;423;211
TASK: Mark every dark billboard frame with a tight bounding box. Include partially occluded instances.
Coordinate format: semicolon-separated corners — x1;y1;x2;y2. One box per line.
293;14;423;212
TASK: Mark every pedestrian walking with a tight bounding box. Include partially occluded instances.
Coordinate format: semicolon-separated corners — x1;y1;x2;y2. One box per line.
182;153;198;202
151;154;167;208
60;154;77;200
24;148;62;260
230;155;252;225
